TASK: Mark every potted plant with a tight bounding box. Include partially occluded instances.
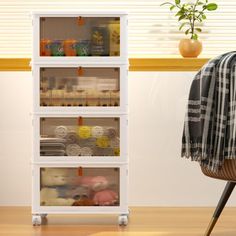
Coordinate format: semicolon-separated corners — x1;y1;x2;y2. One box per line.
161;0;218;57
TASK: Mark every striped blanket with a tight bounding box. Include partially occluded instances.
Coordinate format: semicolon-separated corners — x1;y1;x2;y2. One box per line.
182;52;236;172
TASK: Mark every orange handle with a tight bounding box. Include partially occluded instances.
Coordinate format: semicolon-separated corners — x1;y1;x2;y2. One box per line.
78;167;83;176
77;67;83;76
77;16;85;26
78;116;83;126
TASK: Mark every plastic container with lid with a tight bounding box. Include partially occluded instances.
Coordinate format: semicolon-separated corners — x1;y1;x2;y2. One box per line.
64;39;77;56
51;40;65;56
76;40;90;56
40;39;52;56
91;25;109;56
109;21;120;56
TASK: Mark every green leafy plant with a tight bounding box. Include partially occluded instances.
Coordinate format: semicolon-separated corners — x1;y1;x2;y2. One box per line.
161;0;218;40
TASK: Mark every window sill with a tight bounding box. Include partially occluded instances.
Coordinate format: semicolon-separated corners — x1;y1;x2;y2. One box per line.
0;57;210;72
0;58;31;71
129;57;210;71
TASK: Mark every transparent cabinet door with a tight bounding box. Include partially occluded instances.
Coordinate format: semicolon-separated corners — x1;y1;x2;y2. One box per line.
40;167;120;207
40;17;120;57
40;67;120;107
40;117;120;157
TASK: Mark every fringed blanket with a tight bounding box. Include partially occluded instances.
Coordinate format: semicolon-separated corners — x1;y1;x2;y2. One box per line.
182;52;236;172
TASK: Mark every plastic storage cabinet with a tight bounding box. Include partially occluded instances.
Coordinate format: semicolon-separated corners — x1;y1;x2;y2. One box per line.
31;11;128;226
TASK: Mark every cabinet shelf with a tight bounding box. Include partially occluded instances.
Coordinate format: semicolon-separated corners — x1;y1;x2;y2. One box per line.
32;57;128;65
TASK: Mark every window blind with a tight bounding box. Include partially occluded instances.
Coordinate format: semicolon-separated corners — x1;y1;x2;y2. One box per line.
0;0;235;57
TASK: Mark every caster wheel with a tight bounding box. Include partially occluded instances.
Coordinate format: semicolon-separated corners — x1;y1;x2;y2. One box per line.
32;215;42;226
118;215;128;226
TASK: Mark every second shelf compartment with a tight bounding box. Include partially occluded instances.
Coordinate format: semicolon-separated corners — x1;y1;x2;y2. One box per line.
33;64;128;113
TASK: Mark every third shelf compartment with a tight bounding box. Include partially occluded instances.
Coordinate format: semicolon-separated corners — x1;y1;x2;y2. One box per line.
33;114;128;163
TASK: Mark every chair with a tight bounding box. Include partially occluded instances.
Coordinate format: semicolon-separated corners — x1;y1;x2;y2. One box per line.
201;159;236;236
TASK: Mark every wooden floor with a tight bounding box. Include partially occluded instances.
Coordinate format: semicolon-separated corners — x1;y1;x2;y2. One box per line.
1;207;236;236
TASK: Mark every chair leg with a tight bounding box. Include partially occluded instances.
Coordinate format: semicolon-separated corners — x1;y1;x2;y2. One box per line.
204;181;236;236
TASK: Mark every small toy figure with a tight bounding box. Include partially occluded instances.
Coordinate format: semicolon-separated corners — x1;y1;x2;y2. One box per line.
93;189;118;206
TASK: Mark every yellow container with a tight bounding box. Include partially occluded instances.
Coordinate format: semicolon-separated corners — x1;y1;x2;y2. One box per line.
109;21;120;56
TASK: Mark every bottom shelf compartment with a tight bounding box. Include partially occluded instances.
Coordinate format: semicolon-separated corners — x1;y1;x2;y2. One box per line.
40;167;120;207
32;164;128;214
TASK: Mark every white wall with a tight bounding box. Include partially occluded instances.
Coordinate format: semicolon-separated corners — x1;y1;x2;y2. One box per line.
1;71;236;206
0;72;32;206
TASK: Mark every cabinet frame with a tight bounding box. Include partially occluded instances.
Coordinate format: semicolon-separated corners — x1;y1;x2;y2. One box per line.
31;11;128;224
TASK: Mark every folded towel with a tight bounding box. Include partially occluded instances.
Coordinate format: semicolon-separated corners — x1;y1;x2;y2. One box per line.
182;51;236;172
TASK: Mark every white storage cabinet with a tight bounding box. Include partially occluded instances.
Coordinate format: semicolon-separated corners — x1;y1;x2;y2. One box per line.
31;11;128;226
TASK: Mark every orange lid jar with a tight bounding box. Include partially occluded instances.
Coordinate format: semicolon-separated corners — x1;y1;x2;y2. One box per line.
64;39;77;56
40;39;52;56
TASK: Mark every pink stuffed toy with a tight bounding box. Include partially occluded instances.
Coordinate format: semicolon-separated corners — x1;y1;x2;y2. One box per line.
93;189;118;206
79;176;94;187
80;176;109;191
91;176;108;191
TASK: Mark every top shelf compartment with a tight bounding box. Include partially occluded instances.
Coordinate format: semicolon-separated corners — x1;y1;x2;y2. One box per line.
32;12;128;64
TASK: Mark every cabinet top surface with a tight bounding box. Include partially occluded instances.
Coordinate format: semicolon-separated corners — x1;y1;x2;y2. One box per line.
32;11;128;17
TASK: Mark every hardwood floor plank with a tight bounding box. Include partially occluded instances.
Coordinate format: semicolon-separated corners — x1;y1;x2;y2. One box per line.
0;207;235;236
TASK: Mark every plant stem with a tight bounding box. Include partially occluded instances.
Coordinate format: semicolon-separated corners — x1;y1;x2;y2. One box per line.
192;17;195;39
191;0;200;39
